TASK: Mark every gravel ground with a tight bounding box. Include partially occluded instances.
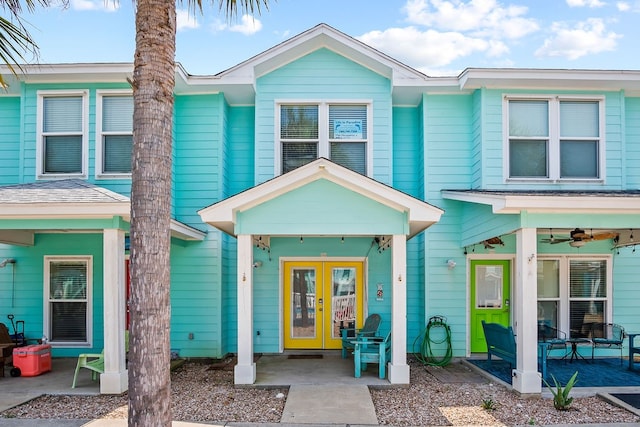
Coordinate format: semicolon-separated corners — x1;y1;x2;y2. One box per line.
2;357;640;426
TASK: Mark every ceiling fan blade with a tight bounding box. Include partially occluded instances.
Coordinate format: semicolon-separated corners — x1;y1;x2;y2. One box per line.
585;232;619;241
550;238;572;244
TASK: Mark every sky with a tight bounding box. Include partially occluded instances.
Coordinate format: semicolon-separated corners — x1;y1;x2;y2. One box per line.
16;0;640;77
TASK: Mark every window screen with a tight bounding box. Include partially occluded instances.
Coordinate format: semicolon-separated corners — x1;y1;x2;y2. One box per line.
101;95;133;174
42;96;84;174
48;260;89;342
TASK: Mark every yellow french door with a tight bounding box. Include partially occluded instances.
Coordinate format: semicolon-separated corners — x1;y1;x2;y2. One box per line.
283;261;364;349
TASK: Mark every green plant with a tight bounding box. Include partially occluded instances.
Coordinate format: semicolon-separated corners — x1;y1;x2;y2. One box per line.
542;371;578;410
527;417;536;425
481;397;497;411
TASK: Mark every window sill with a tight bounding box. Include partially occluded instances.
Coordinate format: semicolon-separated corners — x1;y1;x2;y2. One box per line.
37;173;87;181
96;173;132;180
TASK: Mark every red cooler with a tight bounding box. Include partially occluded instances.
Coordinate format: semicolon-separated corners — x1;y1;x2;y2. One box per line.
12;344;52;377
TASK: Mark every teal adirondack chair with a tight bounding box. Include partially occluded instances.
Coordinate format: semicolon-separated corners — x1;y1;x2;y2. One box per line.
353;331;391;379
341;313;381;358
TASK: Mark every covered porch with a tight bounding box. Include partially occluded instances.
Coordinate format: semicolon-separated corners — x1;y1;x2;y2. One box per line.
443;189;640;395
199;158;444;385
0;180;205;394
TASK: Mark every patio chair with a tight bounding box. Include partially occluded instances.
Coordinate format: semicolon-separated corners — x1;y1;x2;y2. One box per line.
71;331;129;388
537;323;567;357
353;331;391;379
590;322;625;363
341;313;381;358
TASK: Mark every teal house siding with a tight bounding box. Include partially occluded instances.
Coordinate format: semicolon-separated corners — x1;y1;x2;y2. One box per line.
220;105;256;354
392;106;425;344
423;93;474;356
254;48;393;185
625;97;640;188
0;96;20;185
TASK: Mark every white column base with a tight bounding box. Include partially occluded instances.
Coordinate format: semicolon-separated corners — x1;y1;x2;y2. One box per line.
387;363;410;384
234;363;256;385
100;370;128;394
512;369;541;394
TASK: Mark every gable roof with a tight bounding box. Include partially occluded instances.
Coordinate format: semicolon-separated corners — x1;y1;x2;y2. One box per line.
199;158;443;238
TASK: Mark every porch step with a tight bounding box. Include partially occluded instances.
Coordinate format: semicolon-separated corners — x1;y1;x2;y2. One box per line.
281;384;378;425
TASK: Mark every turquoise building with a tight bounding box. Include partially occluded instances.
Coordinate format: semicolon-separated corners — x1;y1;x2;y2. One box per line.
1;24;639;395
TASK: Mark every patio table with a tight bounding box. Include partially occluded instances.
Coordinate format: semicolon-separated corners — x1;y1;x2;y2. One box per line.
565;338;591;363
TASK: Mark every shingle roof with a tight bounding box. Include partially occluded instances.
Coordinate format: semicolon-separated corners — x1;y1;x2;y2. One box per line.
0;180;130;204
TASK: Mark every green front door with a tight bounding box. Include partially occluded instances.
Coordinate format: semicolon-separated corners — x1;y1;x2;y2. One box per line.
470;260;511;353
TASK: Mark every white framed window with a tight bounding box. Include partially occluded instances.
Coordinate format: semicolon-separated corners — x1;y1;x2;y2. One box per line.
96;90;133;178
44;256;92;346
276;101;371;175
36;90;89;178
504;95;605;182
537;256;611;339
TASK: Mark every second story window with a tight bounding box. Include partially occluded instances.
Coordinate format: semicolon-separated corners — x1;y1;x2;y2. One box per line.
37;90;88;178
278;102;369;175
506;96;604;181
97;91;133;177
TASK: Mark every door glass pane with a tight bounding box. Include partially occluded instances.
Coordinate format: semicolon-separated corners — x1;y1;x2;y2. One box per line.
331;267;356;339
291;268;316;339
476;265;503;308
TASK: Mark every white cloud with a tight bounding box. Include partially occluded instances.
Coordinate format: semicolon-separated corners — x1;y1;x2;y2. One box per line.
70;0;118;12
566;0;606;7
402;0;538;38
535;18;621;60
359;26;495;70
213;14;262;35
616;1;631;10
177;9;200;31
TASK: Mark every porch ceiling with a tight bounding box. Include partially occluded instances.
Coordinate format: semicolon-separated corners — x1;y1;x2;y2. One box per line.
198;158;444;238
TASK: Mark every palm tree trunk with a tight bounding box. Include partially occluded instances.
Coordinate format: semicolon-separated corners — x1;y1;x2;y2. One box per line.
128;0;175;424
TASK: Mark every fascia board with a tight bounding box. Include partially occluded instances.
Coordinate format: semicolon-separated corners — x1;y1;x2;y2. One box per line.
200;159;444;233
442;191;640;214
0;203;131;219
170;219;206;241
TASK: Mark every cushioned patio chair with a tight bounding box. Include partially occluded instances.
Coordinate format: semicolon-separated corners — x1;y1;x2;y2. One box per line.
341;313;381;358
72;331;129;388
353;331;391;379
538;323;567;357
590;322;625;363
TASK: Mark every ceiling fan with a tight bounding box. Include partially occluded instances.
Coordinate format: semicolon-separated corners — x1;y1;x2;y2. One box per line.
541;228;619;247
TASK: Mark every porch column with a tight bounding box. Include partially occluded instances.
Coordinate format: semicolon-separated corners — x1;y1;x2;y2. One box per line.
388;234;409;384
513;227;541;394
100;228;128;394
234;234;256;384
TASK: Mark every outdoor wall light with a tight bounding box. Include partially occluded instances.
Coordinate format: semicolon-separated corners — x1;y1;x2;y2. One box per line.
446;259;456;269
0;258;15;268
253;261;263;269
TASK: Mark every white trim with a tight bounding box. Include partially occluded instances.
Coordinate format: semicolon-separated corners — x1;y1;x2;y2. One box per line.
43;255;93;347
36;90;89;180
274;100;373;178
441;191;640;214
200;158;443;238
95;89;133;180
503;94;606;183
